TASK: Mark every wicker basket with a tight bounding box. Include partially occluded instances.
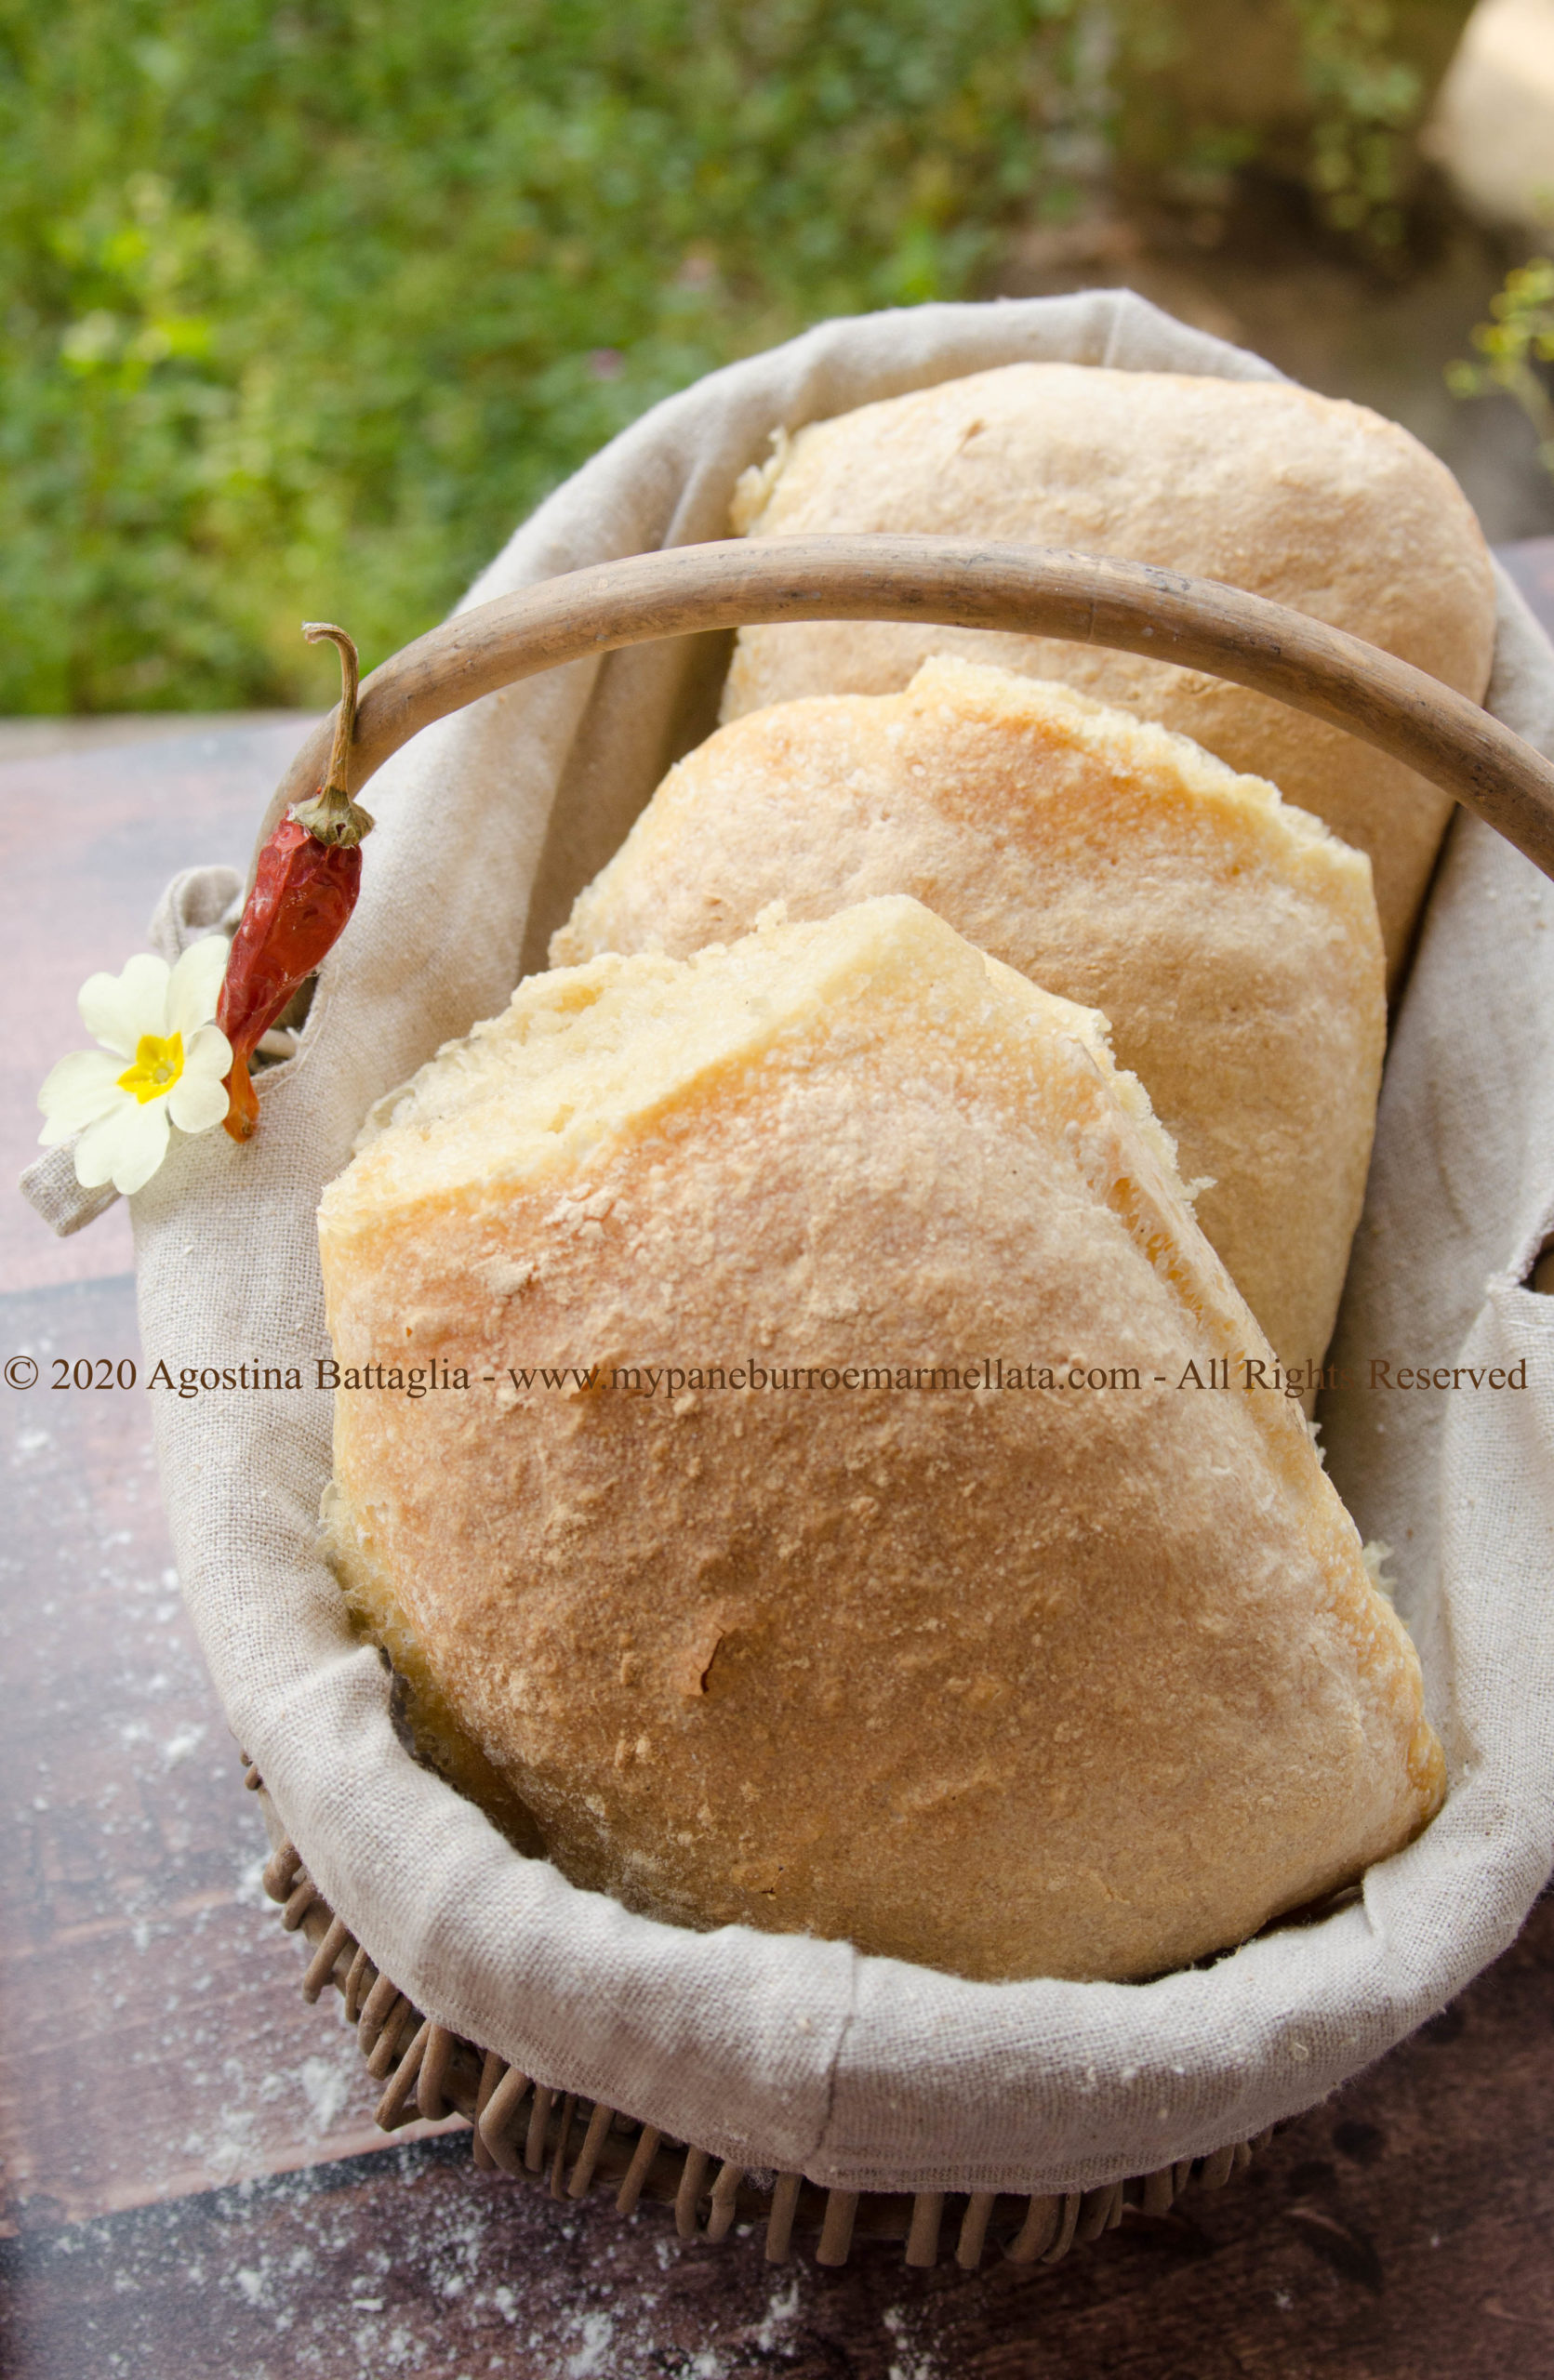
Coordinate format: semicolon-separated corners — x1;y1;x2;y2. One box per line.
244;1768;1268;2267
219;536;1554;2266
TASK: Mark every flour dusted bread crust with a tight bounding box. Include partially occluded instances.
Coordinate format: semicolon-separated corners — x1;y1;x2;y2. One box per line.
319;898;1442;1985
554;654;1386;1387
723;363;1496;979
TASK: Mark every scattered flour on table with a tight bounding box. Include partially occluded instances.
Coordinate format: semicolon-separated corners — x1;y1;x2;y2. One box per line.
883;2303;947;2380
564;2309;617;2375
299;2052;353;2133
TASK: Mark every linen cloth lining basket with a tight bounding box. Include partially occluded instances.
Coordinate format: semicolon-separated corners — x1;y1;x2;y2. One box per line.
28;291;1554;2259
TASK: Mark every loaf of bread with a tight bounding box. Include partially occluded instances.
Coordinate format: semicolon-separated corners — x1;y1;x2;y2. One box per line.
554;654;1386;1390
319;896;1443;1984
722;364;1496;980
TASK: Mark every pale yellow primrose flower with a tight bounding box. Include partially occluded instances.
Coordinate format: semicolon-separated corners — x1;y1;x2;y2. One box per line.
37;937;233;1196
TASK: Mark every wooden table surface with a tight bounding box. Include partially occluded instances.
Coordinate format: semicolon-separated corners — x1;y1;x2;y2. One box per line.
5;549;1554;2379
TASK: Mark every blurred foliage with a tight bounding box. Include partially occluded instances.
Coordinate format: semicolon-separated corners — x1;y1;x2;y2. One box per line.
1290;0;1425;246
0;0;1104;712
0;0;1434;713
1449;258;1554;478
1110;0;1467;246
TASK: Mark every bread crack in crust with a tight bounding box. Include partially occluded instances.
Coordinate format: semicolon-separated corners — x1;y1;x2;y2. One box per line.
319;897;1442;1984
555;654;1385;1395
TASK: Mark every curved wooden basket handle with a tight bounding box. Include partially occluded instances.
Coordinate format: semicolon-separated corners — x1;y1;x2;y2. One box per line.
270;537;1554;886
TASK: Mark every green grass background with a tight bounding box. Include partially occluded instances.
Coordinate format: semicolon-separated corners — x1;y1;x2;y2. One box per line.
1;0;1102;714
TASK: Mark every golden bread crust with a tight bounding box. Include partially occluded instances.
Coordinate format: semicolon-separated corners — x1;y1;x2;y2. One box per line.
555;655;1386;1385
319;899;1442;1983
722;364;1496;980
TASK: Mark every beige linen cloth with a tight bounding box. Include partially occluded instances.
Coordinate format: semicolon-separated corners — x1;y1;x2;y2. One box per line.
26;291;1554;2193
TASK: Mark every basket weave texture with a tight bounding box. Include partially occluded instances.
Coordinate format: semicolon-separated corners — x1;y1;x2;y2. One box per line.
106;290;1554;2197
244;1774;1271;2267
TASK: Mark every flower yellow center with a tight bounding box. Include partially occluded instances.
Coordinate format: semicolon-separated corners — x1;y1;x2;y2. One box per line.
117;1031;185;1105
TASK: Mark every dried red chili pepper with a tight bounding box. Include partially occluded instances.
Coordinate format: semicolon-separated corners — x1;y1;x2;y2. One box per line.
218;624;375;1141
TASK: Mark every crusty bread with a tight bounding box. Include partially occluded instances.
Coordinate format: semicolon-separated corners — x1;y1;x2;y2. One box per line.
319;897;1443;1984
723;363;1496;981
555;654;1386;1390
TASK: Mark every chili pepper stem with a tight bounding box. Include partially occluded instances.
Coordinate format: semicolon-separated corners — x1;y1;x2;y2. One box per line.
291;625;375;848
311;623;358;787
